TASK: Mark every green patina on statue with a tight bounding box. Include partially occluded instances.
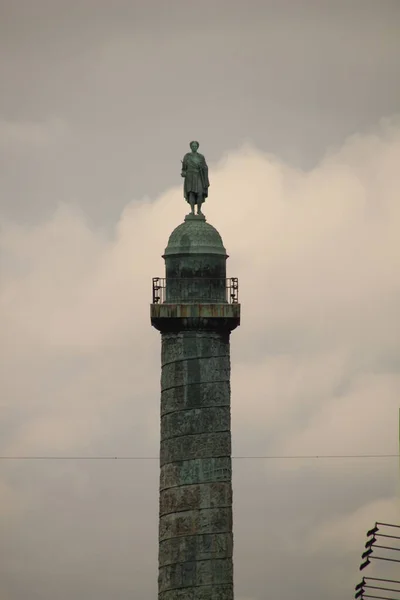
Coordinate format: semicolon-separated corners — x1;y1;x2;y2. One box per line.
181;141;210;216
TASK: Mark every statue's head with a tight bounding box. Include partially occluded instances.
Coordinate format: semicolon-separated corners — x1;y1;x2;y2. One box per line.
190;140;199;152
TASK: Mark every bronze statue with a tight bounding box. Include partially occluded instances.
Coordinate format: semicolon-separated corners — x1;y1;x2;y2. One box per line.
181;141;210;215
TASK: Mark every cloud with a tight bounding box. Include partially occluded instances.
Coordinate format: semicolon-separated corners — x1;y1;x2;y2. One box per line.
1;116;400;599
307;496;399;556
0;118;69;151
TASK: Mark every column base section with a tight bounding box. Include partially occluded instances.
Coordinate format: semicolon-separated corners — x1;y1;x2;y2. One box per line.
159;584;233;599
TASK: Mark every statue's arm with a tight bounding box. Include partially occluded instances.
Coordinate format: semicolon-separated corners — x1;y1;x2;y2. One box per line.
181;155;187;177
200;153;208;169
201;155;210;187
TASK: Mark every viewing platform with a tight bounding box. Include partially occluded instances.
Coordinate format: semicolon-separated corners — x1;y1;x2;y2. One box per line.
150;277;240;333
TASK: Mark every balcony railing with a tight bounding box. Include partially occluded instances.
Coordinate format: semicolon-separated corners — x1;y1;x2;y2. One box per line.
152;277;239;304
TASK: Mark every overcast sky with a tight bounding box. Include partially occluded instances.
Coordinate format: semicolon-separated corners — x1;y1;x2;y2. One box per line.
1;1;400;599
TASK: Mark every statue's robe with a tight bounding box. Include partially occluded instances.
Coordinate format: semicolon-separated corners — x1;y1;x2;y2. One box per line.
181;152;210;202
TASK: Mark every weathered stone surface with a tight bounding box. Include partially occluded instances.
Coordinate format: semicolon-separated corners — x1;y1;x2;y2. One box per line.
161;355;230;390
161;380;230;415
161;407;230;441
160;432;231;466
159;507;232;541
160;482;232;516
152;310;240;333
160;457;232;490
159;557;233;592
159;533;233;566
155;321;236;597
159;584;233;600
162;332;229;364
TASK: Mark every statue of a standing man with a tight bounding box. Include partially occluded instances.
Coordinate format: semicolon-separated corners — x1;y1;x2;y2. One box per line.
181;141;210;215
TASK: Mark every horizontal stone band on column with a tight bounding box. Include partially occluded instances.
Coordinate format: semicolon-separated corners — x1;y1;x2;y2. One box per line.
160;457;232;491
159;532;233;567
161;356;230;390
159;507;232;541
160;432;231;466
153;317;238;333
159;584;233;600
161;380;230;416
161;332;229;364
152;308;240;334
160;482;232;517
161;407;230;441
159;557;233;592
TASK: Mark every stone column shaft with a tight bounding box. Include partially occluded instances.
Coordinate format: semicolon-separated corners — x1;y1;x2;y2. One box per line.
158;331;234;600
